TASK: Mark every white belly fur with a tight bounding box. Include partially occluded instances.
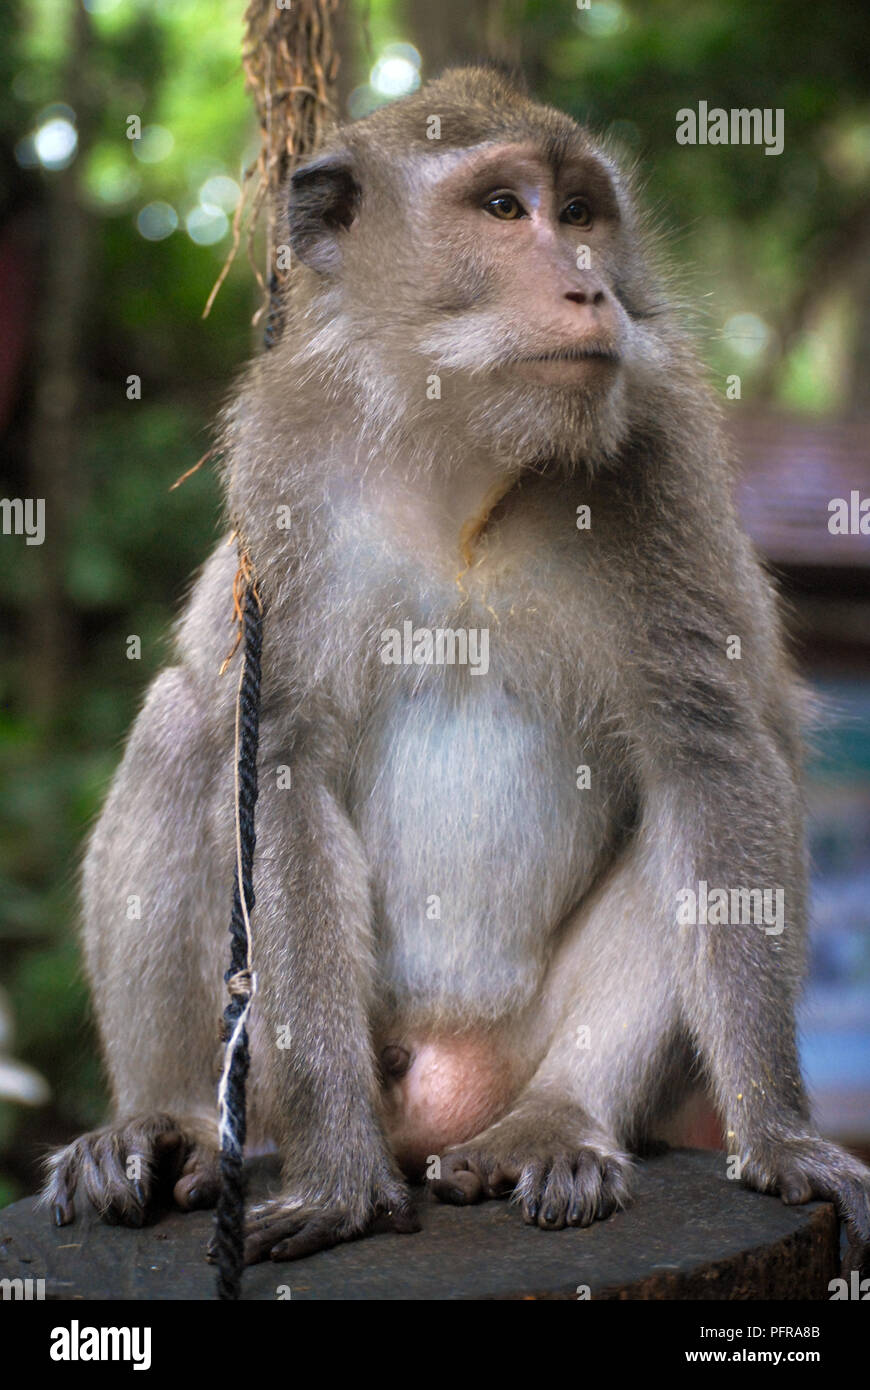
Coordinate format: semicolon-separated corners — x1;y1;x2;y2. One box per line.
349;675;615;1023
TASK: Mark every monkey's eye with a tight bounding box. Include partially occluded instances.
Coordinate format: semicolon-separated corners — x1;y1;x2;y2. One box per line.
484;192;526;221
562;198;592;228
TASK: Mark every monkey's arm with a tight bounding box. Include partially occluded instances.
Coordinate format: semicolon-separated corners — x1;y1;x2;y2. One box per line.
175;546;418;1260
633;646;870;1273
240;722;418;1263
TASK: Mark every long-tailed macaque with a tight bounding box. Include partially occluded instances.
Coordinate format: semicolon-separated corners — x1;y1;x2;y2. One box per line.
44;68;870;1270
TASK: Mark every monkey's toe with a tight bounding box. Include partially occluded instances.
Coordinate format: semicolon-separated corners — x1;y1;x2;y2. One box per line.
432;1149;514;1205
433;1134;633;1231
240;1190;420;1264
431;1166;486;1205
241;1201;337;1263
743;1134;870;1275
517;1148;633;1229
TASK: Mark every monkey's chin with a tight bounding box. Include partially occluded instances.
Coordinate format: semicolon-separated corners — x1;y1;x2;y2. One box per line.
474;367;631;474
509;356;620;388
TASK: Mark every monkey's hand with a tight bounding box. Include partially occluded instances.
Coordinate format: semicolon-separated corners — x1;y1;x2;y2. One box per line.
240;1167;420;1264
431;1102;634;1230
742;1132;870;1274
43;1114;221;1228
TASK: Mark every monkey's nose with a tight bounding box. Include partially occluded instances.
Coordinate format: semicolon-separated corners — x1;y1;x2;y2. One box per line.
565;289;606;306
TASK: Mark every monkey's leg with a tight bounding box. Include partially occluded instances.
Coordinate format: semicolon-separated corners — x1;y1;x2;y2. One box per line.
44;668;229;1226
432;845;687;1228
237;742;419;1264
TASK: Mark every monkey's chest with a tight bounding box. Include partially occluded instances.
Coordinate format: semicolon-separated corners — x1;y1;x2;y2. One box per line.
347;680;614;1022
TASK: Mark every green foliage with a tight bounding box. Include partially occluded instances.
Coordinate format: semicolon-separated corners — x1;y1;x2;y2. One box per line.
1;0;252;1196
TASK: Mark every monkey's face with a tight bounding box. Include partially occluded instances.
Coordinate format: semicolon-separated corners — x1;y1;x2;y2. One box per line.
286;81;673;471
407;140;639;464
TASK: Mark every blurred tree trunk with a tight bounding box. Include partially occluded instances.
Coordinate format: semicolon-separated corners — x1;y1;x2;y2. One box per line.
334;0;361;112
26;0;94;723
400;0;522;73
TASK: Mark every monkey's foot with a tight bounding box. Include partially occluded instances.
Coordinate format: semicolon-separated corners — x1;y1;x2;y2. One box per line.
431;1103;634;1230
43;1113;221;1229
742;1133;870;1275
239;1176;421;1264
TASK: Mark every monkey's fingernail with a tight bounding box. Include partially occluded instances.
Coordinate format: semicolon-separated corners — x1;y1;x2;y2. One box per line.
53;1203;69;1226
133;1181;147;1205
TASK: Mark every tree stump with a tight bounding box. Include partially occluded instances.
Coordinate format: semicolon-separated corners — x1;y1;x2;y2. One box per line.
0;1149;839;1300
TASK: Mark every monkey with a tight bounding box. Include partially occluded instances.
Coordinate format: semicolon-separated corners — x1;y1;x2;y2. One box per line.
43;66;870;1272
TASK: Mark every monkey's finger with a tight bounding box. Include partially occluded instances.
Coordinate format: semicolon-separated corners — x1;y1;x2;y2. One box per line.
174;1168;220;1212
44;1153;79;1226
53;1197;75;1226
431;1166;485;1204
172;1142;221;1211
80;1139;146;1227
780;1174;813;1205
50;1177;77;1226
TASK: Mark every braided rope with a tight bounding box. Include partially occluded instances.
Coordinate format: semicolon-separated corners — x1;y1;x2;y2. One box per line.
208;0;339;1304
215;578;263;1300
262;270;283;351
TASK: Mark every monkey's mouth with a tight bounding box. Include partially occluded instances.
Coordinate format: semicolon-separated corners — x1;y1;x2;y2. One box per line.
508;346;621;387
520;346;621;364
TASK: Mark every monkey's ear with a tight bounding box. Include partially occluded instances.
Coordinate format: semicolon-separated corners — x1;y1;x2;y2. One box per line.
288;152;360;274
